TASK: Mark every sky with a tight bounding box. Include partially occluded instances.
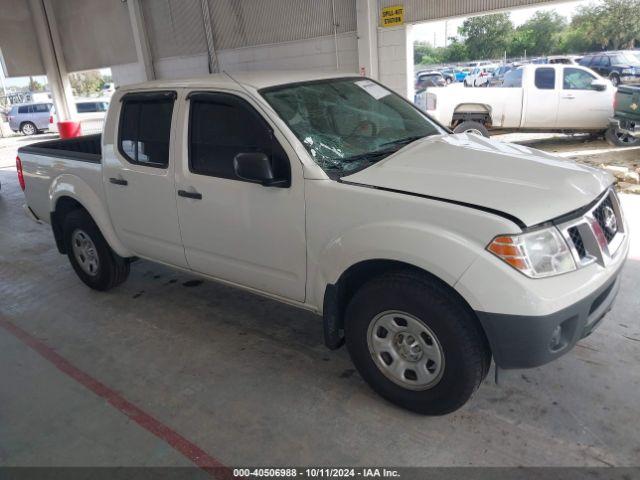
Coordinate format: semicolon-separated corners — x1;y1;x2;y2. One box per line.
412;0;592;47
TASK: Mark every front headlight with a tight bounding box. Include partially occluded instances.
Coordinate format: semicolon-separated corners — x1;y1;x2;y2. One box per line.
487;227;576;278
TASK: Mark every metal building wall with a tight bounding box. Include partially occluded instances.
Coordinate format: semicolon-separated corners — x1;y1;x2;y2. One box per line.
207;0;357;51
0;0;45;76
378;0;557;23
141;0;208;60
49;0;137;72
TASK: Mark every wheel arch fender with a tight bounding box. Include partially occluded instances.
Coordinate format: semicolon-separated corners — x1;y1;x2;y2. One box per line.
49;174;132;258
312;221;481;348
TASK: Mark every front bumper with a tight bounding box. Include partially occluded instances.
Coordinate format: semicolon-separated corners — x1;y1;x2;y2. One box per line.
609;117;640;138
620;75;640;85
476;263;623;369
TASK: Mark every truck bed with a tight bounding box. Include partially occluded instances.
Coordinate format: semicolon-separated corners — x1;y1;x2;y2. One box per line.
18;133;104;224
18;134;101;163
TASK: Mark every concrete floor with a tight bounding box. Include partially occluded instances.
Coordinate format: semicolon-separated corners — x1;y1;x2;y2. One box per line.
1;135;640;468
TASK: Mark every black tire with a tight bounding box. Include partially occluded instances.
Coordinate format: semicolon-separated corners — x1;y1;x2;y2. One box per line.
345;270;491;415
605;126;640;147
20;121;37;136
609;74;620;87
62;209;130;291
453;121;490;138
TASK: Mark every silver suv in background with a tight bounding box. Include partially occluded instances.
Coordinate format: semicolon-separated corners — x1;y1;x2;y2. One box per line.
8;102;54;135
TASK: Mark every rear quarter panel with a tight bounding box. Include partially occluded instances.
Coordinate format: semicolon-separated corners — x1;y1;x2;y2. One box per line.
428;87;523;128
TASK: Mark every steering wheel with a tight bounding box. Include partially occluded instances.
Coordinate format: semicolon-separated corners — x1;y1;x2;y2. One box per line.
347;120;378;138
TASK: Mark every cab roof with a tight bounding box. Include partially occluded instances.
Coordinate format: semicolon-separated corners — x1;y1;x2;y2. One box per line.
117;70;355;93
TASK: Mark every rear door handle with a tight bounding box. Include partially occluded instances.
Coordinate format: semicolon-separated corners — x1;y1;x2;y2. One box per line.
178;189;202;200
561;95;575;100
109;177;128;186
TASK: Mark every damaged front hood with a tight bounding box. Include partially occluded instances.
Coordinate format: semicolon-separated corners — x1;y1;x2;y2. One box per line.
342;133;613;227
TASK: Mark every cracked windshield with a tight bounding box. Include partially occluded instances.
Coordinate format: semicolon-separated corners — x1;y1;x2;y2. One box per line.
262;78;445;177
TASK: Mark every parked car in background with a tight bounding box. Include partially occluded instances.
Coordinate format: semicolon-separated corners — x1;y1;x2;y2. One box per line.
464;65;497;87
49;99;110;135
16;71;628;415
579;51;640;87
606;85;640;147
532;56;578;65
417;64;614;137
439;68;455;84
489;64;521;87
101;82;115;95
415;71;446;91
8;102;54;135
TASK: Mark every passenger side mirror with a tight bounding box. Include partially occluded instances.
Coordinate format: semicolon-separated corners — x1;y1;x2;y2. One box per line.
233;152;288;187
591;79;608;91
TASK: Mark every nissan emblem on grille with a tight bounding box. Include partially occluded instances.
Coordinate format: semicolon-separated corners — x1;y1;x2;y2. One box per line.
602;206;617;236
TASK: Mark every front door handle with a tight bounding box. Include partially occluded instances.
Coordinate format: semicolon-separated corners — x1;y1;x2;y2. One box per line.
178;189;202;200
561;95;575;100
109;177;128;186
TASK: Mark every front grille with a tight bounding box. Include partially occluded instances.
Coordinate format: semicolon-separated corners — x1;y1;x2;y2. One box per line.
558;189;625;268
592;194;617;243
568;227;586;258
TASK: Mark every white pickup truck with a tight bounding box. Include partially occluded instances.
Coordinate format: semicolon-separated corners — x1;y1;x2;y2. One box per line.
18;71;628;415
416;64;615;137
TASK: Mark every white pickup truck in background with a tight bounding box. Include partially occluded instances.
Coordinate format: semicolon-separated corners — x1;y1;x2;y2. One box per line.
17;71;628;415
416;64;615;137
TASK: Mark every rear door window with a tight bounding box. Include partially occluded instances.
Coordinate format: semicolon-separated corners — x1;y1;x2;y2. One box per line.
118;91;176;168
34;104;49;113
534;68;556;90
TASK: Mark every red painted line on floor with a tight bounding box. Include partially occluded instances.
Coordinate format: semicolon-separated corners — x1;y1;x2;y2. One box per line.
0;316;234;479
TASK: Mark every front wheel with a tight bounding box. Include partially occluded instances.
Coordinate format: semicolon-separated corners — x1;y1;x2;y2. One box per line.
453;121;490;138
345;271;491;415
605;126;640;147
63;209;130;291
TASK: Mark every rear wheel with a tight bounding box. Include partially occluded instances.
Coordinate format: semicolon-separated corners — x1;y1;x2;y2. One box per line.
345;271;491;415
21;122;37;136
453;121;490;138
605;126;640;147
63;209;130;290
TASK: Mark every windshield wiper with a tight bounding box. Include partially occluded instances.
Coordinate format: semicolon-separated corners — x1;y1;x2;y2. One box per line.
340;147;399;164
379;135;427;148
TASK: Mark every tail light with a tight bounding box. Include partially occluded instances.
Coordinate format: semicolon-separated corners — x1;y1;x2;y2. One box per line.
480;72;487;77
49;115;54;124
16;156;25;191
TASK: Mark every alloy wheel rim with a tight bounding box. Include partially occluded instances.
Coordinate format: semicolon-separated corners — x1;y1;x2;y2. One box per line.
23;124;35;135
367;311;445;390
71;229;99;276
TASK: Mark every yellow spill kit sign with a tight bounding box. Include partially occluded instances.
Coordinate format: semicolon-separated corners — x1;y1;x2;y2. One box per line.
381;5;404;27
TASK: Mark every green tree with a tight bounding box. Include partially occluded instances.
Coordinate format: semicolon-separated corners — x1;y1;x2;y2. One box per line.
513;11;567;56
572;0;640;50
458;13;514;60
69;71;105;97
28;77;45;92
440;38;468;62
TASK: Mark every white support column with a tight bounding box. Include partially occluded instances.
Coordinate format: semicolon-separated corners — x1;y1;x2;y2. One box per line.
356;0;379;79
127;0;155;81
28;0;75;121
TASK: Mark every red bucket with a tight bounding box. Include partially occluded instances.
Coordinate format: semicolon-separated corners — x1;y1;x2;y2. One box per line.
57;121;82;139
